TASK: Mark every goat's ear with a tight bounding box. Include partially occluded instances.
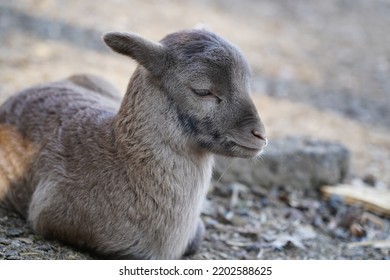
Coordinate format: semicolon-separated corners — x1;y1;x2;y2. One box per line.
103;32;167;76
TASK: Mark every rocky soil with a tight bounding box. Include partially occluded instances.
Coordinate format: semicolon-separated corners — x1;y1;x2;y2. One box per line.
1;0;389;260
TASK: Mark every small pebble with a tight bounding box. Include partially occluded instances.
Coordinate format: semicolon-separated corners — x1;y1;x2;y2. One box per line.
0;238;11;245
37;243;52;251
349;222;366;238
6;228;24;237
11;240;21;249
362;174;376;186
16;237;34;244
4;250;19;257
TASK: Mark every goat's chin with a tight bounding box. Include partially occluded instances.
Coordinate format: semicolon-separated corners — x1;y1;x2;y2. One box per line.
229;148;263;159
210;145;264;159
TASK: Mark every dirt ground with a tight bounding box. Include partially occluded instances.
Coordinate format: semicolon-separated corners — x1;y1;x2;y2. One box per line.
0;0;389;259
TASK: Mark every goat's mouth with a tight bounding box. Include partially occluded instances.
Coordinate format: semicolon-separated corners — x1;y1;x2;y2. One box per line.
231;140;264;157
198;133;266;158
233;141;262;151
219;135;266;158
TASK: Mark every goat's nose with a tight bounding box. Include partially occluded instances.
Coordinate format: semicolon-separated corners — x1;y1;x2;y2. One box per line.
251;129;267;146
251;129;266;140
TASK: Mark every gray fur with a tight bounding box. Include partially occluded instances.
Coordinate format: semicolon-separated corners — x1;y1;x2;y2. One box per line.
0;29;266;259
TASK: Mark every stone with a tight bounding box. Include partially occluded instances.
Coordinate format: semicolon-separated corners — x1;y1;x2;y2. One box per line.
213;137;350;189
4;250;19;258
6;228;24;237
0;238;11;245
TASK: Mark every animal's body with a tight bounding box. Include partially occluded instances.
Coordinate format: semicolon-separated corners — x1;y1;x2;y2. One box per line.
0;29;266;259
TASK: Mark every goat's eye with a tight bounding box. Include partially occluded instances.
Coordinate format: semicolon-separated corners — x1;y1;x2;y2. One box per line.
192;89;213;97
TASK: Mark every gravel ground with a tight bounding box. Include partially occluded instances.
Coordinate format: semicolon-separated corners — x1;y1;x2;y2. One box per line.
0;0;389;260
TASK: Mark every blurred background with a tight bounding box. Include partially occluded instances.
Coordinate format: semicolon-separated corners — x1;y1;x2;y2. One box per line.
0;0;389;260
1;0;389;184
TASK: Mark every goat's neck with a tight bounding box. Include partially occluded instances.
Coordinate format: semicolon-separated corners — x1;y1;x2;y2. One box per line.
113;69;213;187
111;70;213;258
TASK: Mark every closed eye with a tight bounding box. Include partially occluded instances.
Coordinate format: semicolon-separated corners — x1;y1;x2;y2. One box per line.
192;89;222;103
192;89;213;97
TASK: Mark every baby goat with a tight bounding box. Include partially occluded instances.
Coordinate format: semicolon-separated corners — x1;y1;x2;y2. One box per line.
0;29;266;259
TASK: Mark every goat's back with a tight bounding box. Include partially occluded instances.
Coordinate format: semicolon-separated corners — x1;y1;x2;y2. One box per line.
0;74;120;215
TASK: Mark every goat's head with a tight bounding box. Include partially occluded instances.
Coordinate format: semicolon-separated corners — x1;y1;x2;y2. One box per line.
104;29;266;158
